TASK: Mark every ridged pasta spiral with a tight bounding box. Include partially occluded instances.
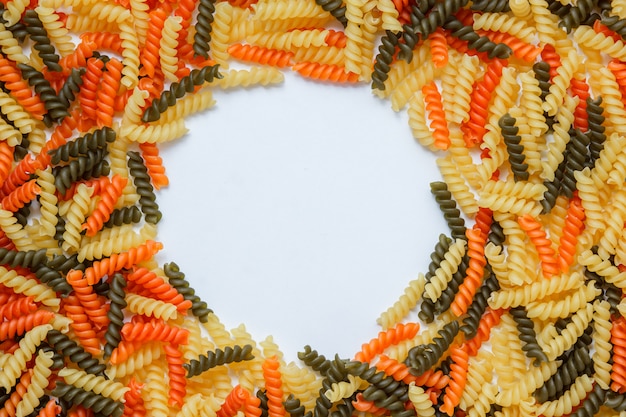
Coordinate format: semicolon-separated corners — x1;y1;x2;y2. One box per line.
0;266;59;308
185;345;255;378
526;281;600;320
0;91;36;136
559;0;593;32
52;149;109;196
377;274;425;330
510;306;549;365
125;267;188;311
79;240;163;286
23;9;61;72
423;238;467;302
355;322;421;365
0;324;51;390
472;11;535;42
58;367;128;401
534;343;592;402
47;329;106;375
430;181;466;240
214;67;284;88
102;273;126;359
51;382;124;417
102;206;141;228
140;65;221;122
0;247;47;269
569;383;605;417
229;43;293;67
406;320;459;375
127;151;161;224
192;0;216;58
612;315;626;393
575;25;626;64
17;63;67;124
371;30;398;91
125;293;178;321
443;17;512;59
324;375;360;402
14;349;53;417
310;0;345;26
459;264;497;338
440;345;469;415
591;299;612;390
536;374;593;417
0;295;37;320
164;261;212;321
441;52;479;125
34;5;73;57
518;214;559;278
399;0;468;61
407;383;435;417
500;113;529;181
561;129;590;198
159;15;182;82
540;303;594;361
292;62;358;82
557;195;585;272
407;90;435;150
106;342;162;379
60;184;93;252
82;175;127;237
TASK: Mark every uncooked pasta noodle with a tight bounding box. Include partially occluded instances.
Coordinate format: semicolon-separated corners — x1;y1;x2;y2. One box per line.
4;0;626;416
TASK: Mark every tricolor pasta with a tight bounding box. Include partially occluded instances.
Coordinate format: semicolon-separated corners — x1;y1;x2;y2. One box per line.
2;0;626;416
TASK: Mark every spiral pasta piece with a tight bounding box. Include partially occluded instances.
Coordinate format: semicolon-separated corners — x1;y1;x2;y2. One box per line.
139;8;167;78
376;274;425;330
557;194;585;272
262;355;286;417
59;368;128;401
0;324;51;391
0;58;46;119
428;28;448;68
462;58;506;146
422;81;451;150
451;228;487;316
612;315;626;393
518;213;559;277
526;281;600;320
0;91;36;137
473;12;536;42
82;240;163;285
212;385;245;417
0;266;59;308
106;342;162;379
292;61;359;83
159;15;182;82
441;52;480;125
575;24;626;61
591;299;612;390
407;383;435;417
354;322;420;363
119;20;140;88
82;175;127;237
121;317;189;345
423;238;467;303
95;58;123;127
125;293;178;320
0;310;54;340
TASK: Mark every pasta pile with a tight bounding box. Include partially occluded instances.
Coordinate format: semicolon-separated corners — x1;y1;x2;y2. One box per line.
4;0;626;415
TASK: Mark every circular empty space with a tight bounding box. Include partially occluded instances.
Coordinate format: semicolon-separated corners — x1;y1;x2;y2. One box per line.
157;72;447;361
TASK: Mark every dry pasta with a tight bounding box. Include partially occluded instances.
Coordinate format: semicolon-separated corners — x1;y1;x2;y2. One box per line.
3;1;626;417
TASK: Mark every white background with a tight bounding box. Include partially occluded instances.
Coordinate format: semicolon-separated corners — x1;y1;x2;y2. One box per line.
156;72;448;362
